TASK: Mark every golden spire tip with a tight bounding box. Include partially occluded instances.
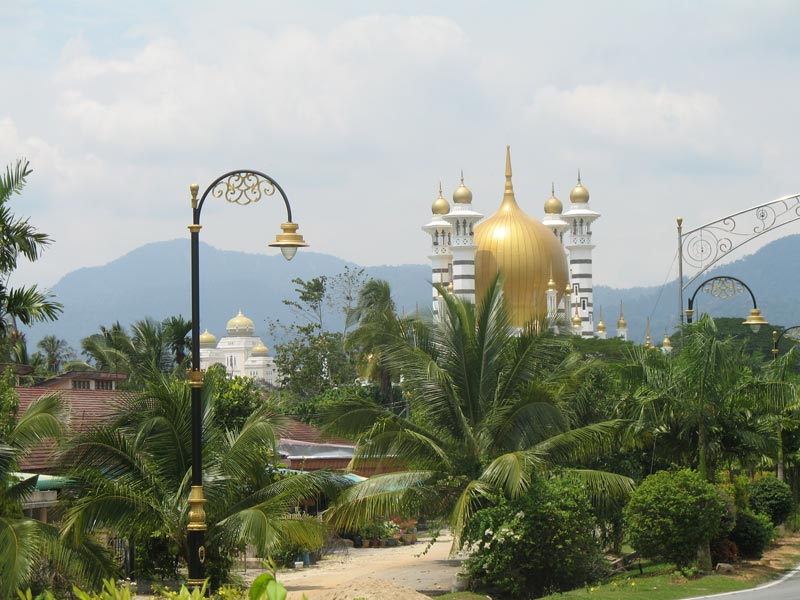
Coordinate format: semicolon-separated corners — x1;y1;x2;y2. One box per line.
505;145;512;179
577;168;581;183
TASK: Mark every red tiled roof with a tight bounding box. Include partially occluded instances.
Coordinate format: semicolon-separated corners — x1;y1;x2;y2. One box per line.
281;418;354;446
16;387;130;473
37;371;128;388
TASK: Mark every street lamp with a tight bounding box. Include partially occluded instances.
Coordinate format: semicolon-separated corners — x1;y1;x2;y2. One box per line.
684;276;767;333
186;170;308;586
772;326;800;360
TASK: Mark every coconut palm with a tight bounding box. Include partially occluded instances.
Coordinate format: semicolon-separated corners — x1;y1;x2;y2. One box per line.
345;279;403;406
60;366;346;586
0;159;61;337
618;316;795;482
36;335;75;374
162;315;192;367
325;275;632;546
0;389;113;598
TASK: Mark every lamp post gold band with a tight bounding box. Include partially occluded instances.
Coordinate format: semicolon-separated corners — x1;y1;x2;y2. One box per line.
187;368;204;388
188;224;202;233
187;485;208;532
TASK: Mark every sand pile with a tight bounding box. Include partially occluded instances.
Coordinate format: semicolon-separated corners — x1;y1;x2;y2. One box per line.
308;577;431;600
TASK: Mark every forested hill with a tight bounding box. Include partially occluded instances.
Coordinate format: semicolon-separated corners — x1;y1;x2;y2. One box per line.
24;234;800;351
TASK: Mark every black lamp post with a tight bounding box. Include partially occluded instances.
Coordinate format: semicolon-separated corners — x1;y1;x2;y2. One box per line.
772;326;800;360
186;170;307;586
684;275;767;333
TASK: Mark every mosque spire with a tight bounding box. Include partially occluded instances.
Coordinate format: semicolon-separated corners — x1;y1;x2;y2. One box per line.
502;145;519;208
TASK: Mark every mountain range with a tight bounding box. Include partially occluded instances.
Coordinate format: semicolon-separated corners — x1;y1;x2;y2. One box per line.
23;234;800;353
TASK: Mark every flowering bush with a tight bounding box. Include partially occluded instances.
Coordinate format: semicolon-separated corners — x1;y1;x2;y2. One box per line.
461;478;606;599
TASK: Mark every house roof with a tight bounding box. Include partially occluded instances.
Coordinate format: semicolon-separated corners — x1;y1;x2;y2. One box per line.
16;387;127;472
37;371;128;387
281;418;354;447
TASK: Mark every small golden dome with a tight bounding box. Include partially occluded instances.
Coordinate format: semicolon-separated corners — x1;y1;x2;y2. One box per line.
617;303;627;329
474;147;569;327
572;307;582;329
452;172;473;204
597;319;606;333
547;274;557;292
565;282;572;296
544;184;563;214
570;171;590;204
662;334;672;350
250;342;269;357
199;329;217;347
432;183;450;215
226;310;255;336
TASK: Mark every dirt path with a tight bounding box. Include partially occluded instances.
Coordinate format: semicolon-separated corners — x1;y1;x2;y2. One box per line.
267;534;464;599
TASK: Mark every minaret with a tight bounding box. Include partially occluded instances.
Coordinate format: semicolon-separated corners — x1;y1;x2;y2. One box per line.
422;183;452;318
572;305;582;335
596;307;607;340
542;184;569;244
645;317;652;348
616;302;628;341
443;173;483;304
546;269;559;332
562;171;600;337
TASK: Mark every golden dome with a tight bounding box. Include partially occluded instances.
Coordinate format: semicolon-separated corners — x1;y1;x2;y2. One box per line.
570;171;590;204
452;172;473;204
544;184;563;215
547;273;557;292
474;147;569;327
250;342;269;357
199;329;217;347
565;282;572;296
226;310;255;336
432;183;450;215
662;334;672;350
572;307;582;329
596;307;606;333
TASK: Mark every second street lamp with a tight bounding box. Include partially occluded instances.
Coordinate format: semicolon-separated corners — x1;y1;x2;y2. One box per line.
772;326;800;360
186;170;308;586
684;275;768;333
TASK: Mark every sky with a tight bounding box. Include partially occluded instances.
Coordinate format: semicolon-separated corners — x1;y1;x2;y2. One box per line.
2;0;799;291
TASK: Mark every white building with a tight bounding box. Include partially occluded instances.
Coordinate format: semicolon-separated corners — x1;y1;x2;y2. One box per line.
199;310;279;386
423;147;622;338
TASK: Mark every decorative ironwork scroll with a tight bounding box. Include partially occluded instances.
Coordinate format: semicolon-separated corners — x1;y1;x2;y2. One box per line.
697;276;745;300
680;193;800;290
209;171;277;206
784;327;800;343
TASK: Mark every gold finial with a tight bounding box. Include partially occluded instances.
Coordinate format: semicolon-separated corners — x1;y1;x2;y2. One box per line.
551;182;555;196
190;183;199;209
501;145;518;208
547;265;557;292
460;169;465;184
439;181;442;195
617;301;627;329
565;282;571;296
577;168;581;184
677;217;683;227
662;332;672;350
645;317;652;348
572;305;582;330
597;307;606;333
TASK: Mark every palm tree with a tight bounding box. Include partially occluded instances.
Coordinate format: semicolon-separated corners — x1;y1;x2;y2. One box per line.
618;316;794;482
36;335;75;374
162;315;192;367
0;385;113;598
60;367;346;586
345;279;402;406
325;275;632;546
0;160;62;337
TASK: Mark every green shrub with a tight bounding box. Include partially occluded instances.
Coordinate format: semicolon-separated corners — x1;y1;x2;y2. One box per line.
730;511;774;559
623;469;724;569
749;476;793;525
462;477;607;599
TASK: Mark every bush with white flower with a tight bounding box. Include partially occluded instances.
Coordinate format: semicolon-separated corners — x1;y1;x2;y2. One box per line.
462;477;607;599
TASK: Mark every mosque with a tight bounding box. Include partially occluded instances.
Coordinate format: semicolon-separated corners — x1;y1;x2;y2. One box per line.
423;147;627;339
198;310;279;386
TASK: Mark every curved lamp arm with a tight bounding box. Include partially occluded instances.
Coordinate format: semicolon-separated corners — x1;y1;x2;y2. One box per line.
684;275;767;333
772;326;800;360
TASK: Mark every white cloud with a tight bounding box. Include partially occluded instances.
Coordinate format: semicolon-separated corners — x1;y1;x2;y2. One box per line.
527;84;724;154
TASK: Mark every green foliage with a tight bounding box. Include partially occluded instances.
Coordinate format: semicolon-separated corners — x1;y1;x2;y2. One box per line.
462;478;607;599
748;476;793;525
0;159;62;342
729;511;774;559
71;579;137;600
624;469;725;569
272;331;356;401
326;276;632;547
207;365;266;431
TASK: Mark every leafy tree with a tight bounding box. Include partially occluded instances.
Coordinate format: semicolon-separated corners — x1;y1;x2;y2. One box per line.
162;315;192;368
325;276;632;545
0;372;113;597
209;364;266;431
60;368;346;587
36;335;75;374
729;510;774;559
748;476;793;525
0;160;62;360
283;276;329;330
624;469;725;570
462;477;606;599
